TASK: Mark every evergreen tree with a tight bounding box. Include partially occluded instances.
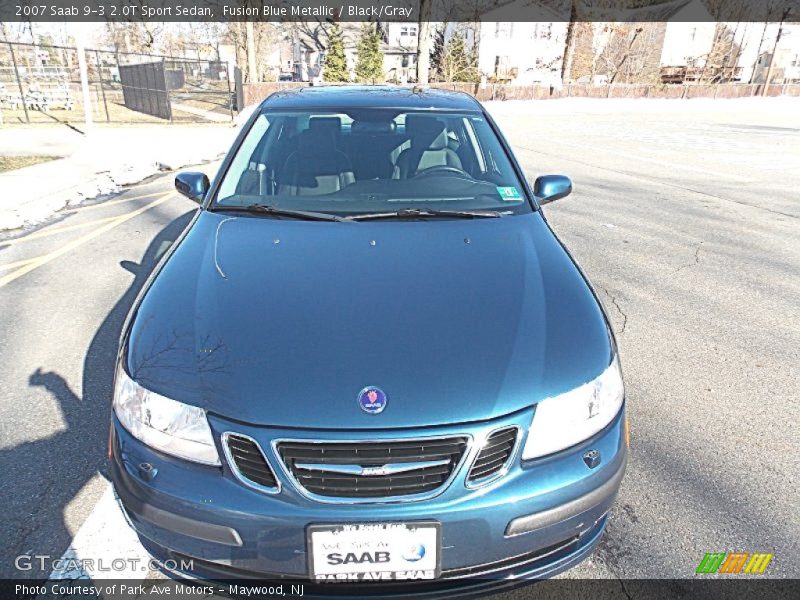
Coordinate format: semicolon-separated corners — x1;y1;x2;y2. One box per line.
323;23;350;83
355;24;384;83
429;25;446;82
442;32;480;83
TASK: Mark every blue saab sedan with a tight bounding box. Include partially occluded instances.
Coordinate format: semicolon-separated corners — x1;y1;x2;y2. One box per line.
110;86;627;587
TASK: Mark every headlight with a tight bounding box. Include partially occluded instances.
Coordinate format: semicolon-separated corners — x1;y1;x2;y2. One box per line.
522;356;624;460
113;365;220;465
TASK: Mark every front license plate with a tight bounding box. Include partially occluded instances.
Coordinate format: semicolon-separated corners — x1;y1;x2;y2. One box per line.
308;522;441;582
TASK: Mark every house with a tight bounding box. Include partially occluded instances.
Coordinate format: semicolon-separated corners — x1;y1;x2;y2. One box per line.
744;23;800;84
658;0;716;76
382;22;419;83
290;22;421;83
477;1;569;85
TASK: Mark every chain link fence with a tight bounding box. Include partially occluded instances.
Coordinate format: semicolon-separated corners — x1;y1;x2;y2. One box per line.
0;41;235;126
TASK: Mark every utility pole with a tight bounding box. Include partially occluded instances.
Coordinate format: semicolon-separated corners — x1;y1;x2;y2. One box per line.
762;8;792;96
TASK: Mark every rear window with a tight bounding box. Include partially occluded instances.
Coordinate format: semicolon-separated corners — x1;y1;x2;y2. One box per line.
214;109;531;217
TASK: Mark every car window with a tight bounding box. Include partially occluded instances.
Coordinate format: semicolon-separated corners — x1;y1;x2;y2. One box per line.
214;109;531;216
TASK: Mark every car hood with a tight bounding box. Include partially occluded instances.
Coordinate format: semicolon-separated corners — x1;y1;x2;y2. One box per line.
126;211;612;429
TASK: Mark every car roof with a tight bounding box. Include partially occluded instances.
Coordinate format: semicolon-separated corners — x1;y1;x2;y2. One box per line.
259;85;483;112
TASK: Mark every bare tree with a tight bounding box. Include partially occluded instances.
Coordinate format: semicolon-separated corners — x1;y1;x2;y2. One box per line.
222;20;281;82
99;20;165;56
561;0;579;83
591;23;661;84
700;23;744;83
246;21;258;83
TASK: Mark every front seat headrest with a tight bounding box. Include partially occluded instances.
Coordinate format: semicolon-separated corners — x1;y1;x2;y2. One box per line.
407;116;449;150
298;128;335;156
309;116;342;142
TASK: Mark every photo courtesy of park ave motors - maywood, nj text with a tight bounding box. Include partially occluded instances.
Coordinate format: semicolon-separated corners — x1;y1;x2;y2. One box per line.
0;0;798;599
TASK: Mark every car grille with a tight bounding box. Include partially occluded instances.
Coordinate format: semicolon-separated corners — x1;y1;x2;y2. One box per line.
224;433;279;492
276;437;469;499
467;427;518;483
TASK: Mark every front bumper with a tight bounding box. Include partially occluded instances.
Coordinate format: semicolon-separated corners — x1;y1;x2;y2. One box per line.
111;405;627;582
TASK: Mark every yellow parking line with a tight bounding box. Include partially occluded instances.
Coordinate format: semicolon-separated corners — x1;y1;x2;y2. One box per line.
1;214;120;246
0;256;41;272
2;191;166;247
65;191;164;213
0;192;175;289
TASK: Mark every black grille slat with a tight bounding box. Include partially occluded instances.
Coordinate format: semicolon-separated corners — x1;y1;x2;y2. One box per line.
299;473;450;488
228;444;262;457
227;444;265;459
478;435;516;451
305;473;449;490
479;434;516;450
231;453;270;468
468;428;518;483
302;473;449;496
278;437;468;499
238;463;272;477
239;472;278;487
480;440;514;454
470;461;508;480
226;434;279;491
473;442;514;464
471;453;511;476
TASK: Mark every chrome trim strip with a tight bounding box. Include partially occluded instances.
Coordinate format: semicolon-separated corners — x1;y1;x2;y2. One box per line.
465;425;522;490
294;459;451;476
272;434;473;504
221;431;282;496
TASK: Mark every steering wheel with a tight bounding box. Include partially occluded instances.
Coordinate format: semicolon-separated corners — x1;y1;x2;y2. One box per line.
411;165;470;179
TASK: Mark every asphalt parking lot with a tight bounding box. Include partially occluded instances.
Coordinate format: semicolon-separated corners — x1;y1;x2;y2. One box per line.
0;98;797;588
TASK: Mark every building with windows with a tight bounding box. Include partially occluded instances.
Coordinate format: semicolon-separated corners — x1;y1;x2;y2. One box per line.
382;22;419;83
659;20;716;73
477;2;568;85
746;23;800;84
289;22;421;84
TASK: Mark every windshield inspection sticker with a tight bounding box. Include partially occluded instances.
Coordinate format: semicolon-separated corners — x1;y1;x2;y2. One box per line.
497;186;523;201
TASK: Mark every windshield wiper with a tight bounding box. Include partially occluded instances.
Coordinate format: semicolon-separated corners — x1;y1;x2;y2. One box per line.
212;203;344;222
345;208;506;221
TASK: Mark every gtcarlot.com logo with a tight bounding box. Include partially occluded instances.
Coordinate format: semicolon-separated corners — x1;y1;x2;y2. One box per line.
696;552;773;575
15;554;193;573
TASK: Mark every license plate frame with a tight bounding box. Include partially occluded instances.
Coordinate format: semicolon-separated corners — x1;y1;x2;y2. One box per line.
307;521;442;582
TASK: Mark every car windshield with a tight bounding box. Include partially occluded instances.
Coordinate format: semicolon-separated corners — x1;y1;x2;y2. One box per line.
213;109;532;217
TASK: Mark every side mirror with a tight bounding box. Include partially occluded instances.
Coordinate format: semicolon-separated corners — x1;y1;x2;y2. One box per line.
175;171;210;203
533;175;572;205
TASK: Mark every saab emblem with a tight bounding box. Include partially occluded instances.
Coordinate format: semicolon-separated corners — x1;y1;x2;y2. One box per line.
358;387;387;414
